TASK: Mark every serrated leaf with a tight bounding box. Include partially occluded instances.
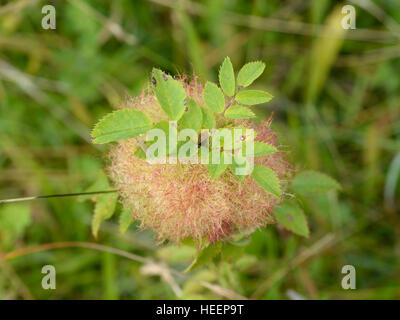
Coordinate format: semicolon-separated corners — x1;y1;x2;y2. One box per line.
91;109;153;144
119;208;134;234
225;105;256;119
219;57;235;97
201;107;216;129
230;142;275;177
204;82;225;113
274;201;309;237
185;242;222;272
178;98;203;132
237;61;266;87
252;141;277;156
251;165;281;198
235;90;273;105
291;170;342;195
152;68;186;120
92;192;118;238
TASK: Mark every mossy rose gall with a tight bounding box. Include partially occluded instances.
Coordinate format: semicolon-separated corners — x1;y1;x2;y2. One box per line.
91;57;292;244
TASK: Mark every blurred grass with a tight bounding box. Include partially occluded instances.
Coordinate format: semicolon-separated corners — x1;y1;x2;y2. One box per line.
0;0;399;299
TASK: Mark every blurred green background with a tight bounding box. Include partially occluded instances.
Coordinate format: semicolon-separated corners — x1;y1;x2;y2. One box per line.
0;0;399;299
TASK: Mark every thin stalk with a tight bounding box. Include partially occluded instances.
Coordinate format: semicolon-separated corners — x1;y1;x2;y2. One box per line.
0;190;117;204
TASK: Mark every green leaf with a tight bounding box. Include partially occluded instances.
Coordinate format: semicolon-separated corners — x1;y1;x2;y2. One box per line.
91;109;153;144
251;165;281;198
219;57;235;97
239;141;277;158
253;141;277;156
274;201;309;237
185;242;222;272
178;98;203;132
235;90;273;105
225;105;256;119
81;171;119;237
119;208;134;234
291;170;341;195
92;192;118;238
203;82;225;113
152;68;186;120
237;61;266;87
201;107;216;129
